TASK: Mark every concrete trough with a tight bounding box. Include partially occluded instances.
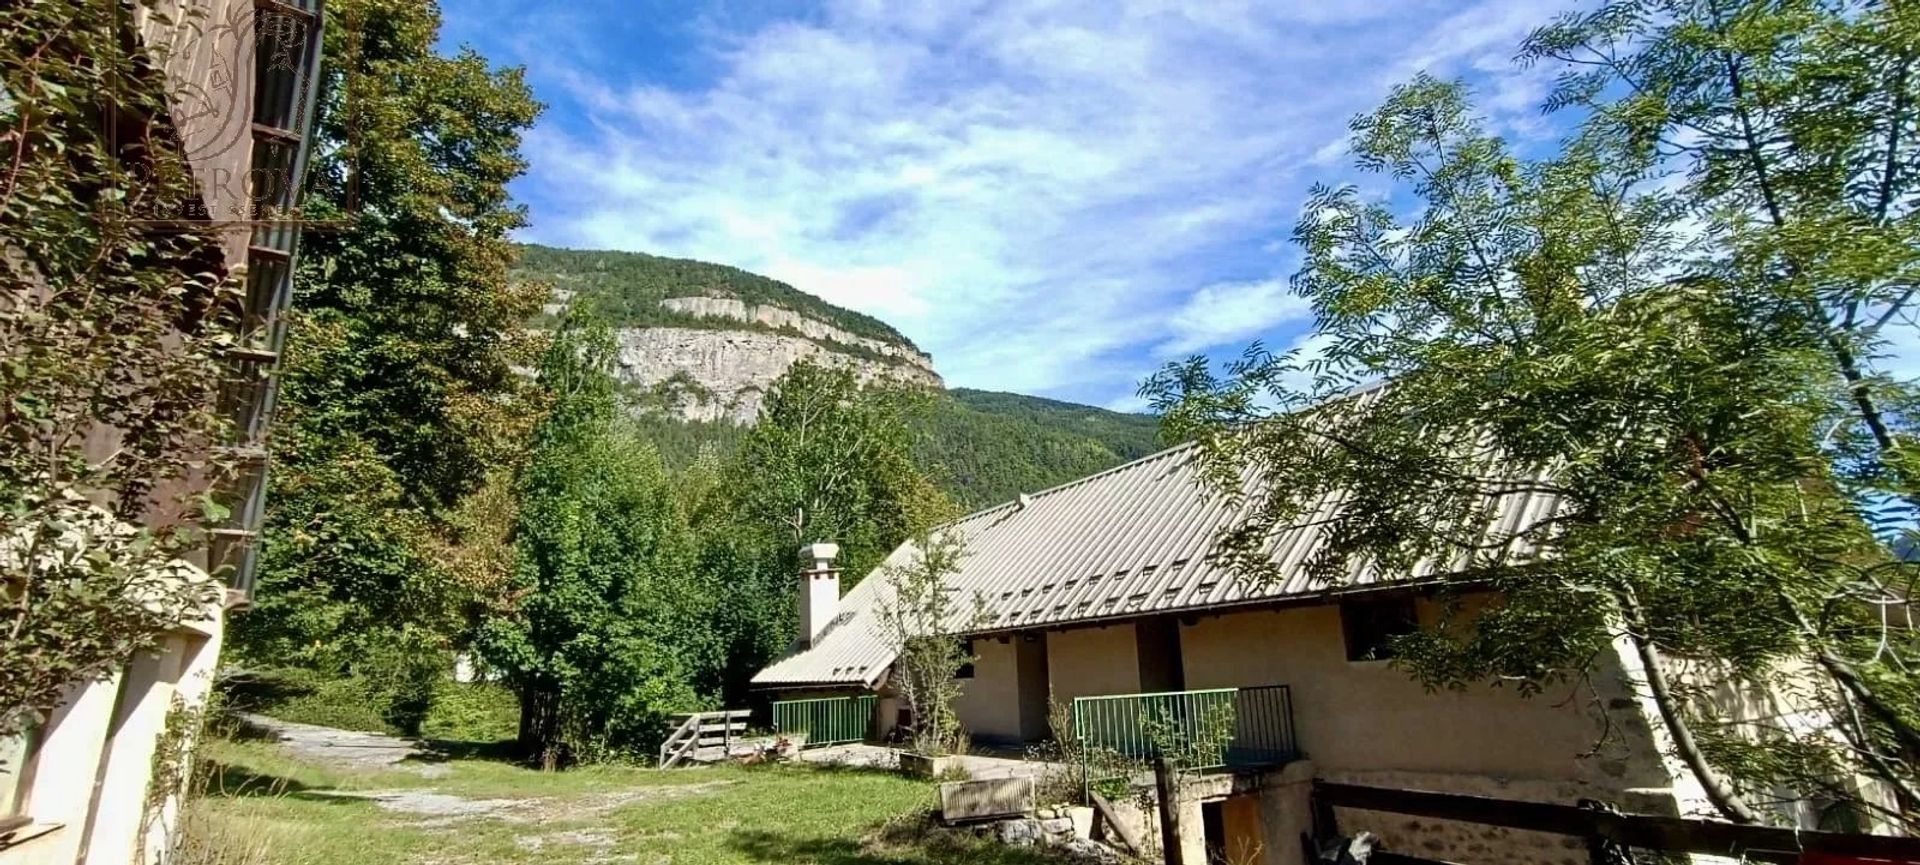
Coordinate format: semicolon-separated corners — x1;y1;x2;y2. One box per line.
939;776;1035;824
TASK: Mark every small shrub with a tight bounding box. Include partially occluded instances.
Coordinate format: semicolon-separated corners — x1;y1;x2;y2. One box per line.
420;682;519;743
874;531;983;757
359;630;445;737
220;669;388;732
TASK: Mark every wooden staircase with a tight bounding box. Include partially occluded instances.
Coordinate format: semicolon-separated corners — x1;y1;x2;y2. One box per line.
657;709;750;768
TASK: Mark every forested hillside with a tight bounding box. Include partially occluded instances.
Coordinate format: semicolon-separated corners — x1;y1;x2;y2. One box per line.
516;245;1162;509
632;390;1160;511
920;389;1162;508
515;244;914;347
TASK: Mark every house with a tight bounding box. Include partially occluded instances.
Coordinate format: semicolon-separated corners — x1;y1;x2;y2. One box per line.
0;2;324;863
753;438;1873;864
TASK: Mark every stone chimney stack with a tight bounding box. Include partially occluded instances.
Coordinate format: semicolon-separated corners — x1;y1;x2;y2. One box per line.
798;542;841;647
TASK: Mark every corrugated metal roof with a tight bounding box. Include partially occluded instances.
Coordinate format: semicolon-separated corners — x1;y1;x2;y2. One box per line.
752;399;1560;688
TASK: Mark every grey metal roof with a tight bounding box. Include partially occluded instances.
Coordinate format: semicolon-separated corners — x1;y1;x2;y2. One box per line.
751;411;1560;689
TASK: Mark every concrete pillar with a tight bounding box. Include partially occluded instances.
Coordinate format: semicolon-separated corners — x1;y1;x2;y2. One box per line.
79;639;186;865
140;626;221;864
1255;760;1317;865
2;672;125;865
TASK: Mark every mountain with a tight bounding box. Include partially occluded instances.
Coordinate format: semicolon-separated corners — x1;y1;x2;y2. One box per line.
514;244;939;423
516;244;914;346
511;244;1163;507
920;390;1164;508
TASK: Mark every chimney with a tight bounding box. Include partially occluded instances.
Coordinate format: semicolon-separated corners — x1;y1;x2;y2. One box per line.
798;542;841;646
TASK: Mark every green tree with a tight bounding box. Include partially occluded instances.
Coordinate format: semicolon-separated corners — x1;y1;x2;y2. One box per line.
732;362;954;580
1521;0;1919;518
706;362;954;704
237;0;544;689
476;313;706;766
874;530;980;756
1147;8;1918;826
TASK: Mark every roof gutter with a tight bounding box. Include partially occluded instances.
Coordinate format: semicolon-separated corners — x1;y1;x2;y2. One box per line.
958;574;1496;640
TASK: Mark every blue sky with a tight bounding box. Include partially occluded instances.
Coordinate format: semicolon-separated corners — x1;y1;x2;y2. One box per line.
437;0;1589;410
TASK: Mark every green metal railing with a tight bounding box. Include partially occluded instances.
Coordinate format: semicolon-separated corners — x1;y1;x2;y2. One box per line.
772;694;876;747
1073;684;1297;777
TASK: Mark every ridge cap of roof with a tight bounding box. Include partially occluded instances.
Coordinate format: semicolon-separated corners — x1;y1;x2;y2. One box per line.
947;439;1202;529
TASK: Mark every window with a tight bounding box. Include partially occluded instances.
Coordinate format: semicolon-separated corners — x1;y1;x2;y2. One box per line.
217;357;274;444
955;639;975;679
252;7;315;131
1341;597;1417;662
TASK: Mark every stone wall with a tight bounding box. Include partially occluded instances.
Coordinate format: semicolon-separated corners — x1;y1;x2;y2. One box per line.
1318;768;1686;865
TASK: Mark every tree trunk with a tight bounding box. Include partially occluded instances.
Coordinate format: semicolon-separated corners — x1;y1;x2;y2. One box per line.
1618;596;1761;824
1152;753;1186;865
517;686;561;769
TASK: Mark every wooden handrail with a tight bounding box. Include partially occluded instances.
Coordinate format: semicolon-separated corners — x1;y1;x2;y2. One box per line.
658;710;749;768
1314;782;1920;864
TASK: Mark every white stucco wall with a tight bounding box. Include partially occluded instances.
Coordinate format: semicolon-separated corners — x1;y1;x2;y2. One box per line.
1046;625;1141;703
955;638;1025;743
1;612;223;865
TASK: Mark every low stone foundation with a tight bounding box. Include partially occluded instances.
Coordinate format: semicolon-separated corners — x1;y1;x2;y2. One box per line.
970;809;1119;862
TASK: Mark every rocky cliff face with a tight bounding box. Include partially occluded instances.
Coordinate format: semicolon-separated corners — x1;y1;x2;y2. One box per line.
616;296;942;424
659;296;937;375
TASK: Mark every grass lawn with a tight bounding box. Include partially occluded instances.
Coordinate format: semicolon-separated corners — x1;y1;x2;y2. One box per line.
186;737;1088;865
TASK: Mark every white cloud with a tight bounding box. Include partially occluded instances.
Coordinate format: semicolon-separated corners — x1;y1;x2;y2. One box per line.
502;0;1585;404
1157;278;1313;357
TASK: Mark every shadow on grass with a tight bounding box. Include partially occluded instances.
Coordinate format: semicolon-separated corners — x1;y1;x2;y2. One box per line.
727;830;911;865
195;758;388;808
727;822;1085;865
194;757;315;800
411;738;522;765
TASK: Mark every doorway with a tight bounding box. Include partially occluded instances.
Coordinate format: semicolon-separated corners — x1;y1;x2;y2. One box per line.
1203;795;1267;865
1135;617;1185;693
1015;632;1050;742
1202;800;1228;865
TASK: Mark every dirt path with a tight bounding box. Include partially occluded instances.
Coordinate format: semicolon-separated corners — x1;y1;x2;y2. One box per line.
235;712;429;771
235;714;740;859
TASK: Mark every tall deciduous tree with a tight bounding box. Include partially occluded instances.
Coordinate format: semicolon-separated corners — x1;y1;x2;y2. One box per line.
707;362;953;704
236;0;544;678
732;361;953;580
476;313;707;766
1147;2;1918;826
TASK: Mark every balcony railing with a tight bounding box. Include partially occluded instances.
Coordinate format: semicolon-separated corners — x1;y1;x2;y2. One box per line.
1072;684;1297;775
772;694;876;747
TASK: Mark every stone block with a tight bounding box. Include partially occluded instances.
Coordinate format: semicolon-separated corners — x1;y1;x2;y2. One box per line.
941;777;1035;823
995;818;1041;846
1067;805;1094;840
900;752;956;778
1062;837;1123;863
